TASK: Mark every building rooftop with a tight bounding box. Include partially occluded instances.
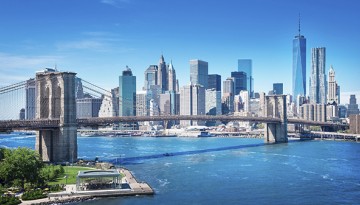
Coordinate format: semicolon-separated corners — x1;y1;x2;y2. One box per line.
78;169;120;178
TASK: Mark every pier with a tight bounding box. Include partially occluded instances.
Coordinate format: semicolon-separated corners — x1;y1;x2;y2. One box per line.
290;131;360;141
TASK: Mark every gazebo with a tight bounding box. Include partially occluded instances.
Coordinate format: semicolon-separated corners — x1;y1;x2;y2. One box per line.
76;170;122;191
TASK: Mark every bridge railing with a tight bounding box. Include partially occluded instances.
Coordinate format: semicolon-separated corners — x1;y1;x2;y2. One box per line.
0;119;60;130
0;115;348;130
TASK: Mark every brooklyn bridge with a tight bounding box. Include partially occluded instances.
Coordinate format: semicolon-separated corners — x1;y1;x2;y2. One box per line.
0;71;347;163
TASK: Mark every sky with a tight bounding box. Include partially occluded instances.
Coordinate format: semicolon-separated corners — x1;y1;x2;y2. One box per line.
0;0;359;104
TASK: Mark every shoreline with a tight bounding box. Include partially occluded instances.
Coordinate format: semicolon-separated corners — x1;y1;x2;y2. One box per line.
20;167;154;205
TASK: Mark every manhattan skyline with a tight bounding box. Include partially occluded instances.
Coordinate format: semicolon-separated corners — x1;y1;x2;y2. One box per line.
0;0;359;104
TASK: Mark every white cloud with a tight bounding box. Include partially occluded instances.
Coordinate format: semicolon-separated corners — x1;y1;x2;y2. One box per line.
0;53;62;86
100;0;130;8
56;32;130;52
56;40;108;50
0;53;61;70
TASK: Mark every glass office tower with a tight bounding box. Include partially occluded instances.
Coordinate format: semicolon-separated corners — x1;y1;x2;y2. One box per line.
238;59;253;98
119;66;136;116
310;47;326;104
190;59;208;88
292;23;306;102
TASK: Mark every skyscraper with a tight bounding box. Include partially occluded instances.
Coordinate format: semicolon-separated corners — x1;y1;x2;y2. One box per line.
238;59;253;97
222;77;235;114
327;66;339;105
168;61;177;92
190;59;208;88
180;84;205;126
240;90;250;113
292;18;306;101
273;83;283;95
135;91;149;117
75;77;84;99
205;88;222;116
347;95;359;116
144;65;158;91
119;66;136;116
76;97;102;118
25;78;36;119
310;47;327;104
208;74;221;91
158;55;168;92
205;88;221;126
231;71;247;95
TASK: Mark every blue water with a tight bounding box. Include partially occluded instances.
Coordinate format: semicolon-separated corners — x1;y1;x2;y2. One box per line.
1;134;360;204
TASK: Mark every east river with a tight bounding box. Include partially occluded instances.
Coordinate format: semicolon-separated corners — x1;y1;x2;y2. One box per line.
1;133;360;204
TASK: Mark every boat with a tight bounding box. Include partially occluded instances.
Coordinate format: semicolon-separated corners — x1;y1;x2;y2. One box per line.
198;131;214;137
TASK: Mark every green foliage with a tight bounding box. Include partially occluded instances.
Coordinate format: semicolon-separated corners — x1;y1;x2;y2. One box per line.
0;148;6;161
48;166;94;185
0;195;21;205
255;123;264;129
49;184;64;192
310;126;322;131
21;189;47;201
41;164;65;182
0;147;44;189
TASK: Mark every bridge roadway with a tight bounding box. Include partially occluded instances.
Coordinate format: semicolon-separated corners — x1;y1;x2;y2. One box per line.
0;115;346;130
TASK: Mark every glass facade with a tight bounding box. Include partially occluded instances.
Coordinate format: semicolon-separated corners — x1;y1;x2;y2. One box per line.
310;47;326;104
237;59;253;97
190;59;208;88
273;83;283;95
144;65;158;90
119;67;136;116
292;35;306;101
207;74;221;91
231;71;247;95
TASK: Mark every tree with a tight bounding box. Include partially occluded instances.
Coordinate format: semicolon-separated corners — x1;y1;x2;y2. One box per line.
0;148;44;189
0;148;6;161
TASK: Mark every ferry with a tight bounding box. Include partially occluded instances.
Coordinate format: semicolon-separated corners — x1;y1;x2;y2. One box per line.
198;131;214;137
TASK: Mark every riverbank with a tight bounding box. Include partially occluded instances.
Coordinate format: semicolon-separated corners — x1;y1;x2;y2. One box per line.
20;168;154;205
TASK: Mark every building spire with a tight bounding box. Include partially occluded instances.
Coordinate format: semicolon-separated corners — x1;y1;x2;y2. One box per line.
298;13;301;36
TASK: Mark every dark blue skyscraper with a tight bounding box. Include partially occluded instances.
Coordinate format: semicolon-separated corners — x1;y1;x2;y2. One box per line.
273;83;283;95
208;74;221;91
292;17;306;101
231;71;247;95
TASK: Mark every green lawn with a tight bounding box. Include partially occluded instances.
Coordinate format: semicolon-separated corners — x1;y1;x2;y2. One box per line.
48;166;95;185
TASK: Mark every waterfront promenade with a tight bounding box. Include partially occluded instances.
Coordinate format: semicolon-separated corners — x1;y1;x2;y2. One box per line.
20;168;154;205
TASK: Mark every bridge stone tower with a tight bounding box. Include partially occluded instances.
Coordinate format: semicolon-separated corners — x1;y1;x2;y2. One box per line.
264;95;288;143
35;71;77;162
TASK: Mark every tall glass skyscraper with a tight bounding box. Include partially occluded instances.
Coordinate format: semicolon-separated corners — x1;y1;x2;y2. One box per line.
292;20;306;102
310;47;326;104
119;66;136;116
238;59;253;98
190;59;208;88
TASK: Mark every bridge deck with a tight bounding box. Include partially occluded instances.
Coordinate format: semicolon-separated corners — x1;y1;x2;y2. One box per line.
0;115;346;130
